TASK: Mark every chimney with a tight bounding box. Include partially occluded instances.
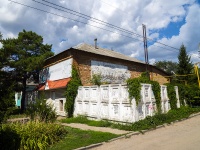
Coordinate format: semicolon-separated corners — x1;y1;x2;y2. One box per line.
94;38;97;49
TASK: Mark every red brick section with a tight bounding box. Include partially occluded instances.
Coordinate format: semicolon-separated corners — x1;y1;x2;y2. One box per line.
39;78;71;90
72;49;169;85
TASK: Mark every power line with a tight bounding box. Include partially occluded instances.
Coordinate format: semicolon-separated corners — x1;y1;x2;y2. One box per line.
97;0;180;51
8;0;143;43
150;44;179;53
37;0;140;37
38;0;179;51
8;0;179;52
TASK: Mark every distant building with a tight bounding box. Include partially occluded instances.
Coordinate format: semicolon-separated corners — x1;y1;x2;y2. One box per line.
38;43;169;116
15;82;38;108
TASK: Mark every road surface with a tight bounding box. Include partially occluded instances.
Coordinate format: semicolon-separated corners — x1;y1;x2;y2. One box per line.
92;115;200;150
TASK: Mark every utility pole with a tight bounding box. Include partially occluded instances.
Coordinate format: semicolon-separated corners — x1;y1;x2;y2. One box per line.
142;24;149;79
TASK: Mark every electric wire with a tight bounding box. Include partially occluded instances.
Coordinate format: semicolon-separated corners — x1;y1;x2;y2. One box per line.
8;0;179;52
39;0;179;51
8;0;144;43
38;0;140;37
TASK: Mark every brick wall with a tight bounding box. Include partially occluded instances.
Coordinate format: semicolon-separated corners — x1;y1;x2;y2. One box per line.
44;48;169;85
72;49;169;85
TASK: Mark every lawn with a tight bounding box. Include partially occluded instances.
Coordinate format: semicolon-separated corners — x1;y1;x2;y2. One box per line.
48;126;119;150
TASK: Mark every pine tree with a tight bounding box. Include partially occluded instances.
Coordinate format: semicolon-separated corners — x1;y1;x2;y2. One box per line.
177;44;193;84
0;32;15;123
0;30;54;112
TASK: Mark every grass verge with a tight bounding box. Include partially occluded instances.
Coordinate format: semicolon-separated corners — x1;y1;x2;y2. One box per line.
48;126;119;150
60;106;200;131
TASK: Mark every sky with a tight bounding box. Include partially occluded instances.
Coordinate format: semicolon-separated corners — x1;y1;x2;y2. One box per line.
0;0;200;65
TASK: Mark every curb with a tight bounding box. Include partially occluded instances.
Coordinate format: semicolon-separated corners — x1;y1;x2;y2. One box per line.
73;112;200;150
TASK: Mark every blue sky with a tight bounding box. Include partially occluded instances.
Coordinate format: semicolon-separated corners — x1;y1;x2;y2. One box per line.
159;20;185;39
0;0;200;64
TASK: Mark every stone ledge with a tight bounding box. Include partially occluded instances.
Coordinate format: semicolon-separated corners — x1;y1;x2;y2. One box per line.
108;135;126;142
74;143;103;150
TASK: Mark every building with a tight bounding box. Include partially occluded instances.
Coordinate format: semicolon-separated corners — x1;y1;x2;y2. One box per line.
38;42;170;116
15;82;38;108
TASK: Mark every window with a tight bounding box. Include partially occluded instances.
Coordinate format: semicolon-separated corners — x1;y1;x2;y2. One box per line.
59;100;63;111
51;91;55;100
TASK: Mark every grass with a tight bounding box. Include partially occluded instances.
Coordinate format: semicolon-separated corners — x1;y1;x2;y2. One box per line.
48;126;119;150
9;114;27;119
61;116;112;127
60;106;200;132
7;108;27;119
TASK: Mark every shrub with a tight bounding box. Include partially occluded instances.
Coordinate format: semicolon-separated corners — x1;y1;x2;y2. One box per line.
1;122;67;150
0;126;21;150
127;78;141;105
26;95;57;123
91;74;102;86
166;83;177;110
127;74;161;113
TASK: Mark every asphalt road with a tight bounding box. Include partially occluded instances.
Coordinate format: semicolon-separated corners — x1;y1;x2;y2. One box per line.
92;115;200;150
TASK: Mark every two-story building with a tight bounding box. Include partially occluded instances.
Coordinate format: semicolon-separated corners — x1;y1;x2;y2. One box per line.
38;42;169;116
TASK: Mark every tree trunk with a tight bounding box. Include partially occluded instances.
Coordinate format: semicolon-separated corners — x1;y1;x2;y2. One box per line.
21;73;27;113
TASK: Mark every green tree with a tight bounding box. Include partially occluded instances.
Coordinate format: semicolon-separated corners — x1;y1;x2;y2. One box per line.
0;32;16;123
0;30;53;112
0;32;2;41
154;60;178;75
177;44;193;84
65;66;82;117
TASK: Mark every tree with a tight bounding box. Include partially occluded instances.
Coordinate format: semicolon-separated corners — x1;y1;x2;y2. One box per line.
0;79;15;123
154;60;178;75
0;32;16;123
177;44;193;84
0;30;54;112
0;32;2;41
65;66;82;117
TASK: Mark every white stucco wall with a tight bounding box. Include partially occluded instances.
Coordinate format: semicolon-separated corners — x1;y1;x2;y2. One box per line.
73;84;163;123
160;85;170;113
39;58;72;83
175;86;180;108
44;89;66;116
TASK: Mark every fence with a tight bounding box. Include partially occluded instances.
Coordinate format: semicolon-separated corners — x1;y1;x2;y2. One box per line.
74;84;179;123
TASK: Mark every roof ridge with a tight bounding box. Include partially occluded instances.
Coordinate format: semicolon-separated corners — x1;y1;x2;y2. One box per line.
73;43;144;64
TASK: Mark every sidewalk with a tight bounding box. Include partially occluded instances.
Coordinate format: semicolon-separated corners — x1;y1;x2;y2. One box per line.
60;123;130;135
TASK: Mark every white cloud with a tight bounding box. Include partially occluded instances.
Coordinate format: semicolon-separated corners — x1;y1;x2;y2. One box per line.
190;52;200;63
149;58;156;65
148;3;200;63
0;0;199;65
